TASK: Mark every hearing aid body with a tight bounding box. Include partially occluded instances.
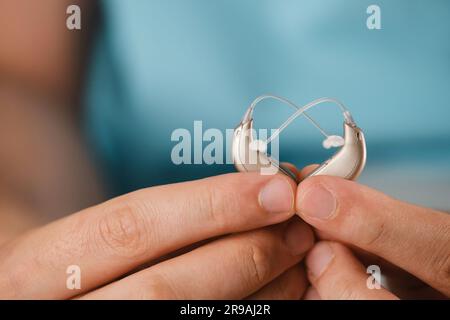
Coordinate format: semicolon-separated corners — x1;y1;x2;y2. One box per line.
232;95;367;182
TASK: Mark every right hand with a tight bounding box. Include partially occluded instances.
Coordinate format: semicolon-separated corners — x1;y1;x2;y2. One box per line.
0;172;314;299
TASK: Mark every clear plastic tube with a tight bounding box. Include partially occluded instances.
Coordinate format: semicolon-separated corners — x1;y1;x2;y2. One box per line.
245;95;329;137
245;95;353;145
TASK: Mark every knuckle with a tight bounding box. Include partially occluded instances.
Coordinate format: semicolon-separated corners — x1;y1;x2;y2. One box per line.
199;182;232;231
360;214;388;249
96;201;150;259
240;241;273;286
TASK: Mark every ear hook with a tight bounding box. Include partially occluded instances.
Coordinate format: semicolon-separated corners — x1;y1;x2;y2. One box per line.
245;95;353;149
242;95;331;139
264;97;355;145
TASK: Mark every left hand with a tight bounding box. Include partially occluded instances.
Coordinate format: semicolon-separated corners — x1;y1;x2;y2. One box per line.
295;174;450;299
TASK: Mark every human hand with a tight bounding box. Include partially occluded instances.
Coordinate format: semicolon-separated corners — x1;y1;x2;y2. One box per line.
296;174;450;299
0;172;314;299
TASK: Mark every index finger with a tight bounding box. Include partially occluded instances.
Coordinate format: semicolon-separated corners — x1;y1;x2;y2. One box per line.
0;172;297;299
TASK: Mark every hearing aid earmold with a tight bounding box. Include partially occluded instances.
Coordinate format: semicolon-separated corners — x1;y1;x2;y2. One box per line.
232;95;367;182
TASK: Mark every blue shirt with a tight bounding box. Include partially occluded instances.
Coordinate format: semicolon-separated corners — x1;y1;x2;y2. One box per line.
84;0;450;209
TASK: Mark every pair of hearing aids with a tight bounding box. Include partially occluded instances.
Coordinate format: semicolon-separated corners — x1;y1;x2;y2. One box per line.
232;95;367;183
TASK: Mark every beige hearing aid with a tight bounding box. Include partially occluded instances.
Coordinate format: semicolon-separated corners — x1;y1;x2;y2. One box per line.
232;95;367;183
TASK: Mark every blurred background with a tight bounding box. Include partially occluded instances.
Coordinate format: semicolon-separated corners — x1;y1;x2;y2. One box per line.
0;0;449;240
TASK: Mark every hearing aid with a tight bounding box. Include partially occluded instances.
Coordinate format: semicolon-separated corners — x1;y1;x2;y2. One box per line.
232;95;367;183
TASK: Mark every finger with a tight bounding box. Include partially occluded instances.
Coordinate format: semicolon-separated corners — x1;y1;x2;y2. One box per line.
246;264;307;300
279;163;319;182
302;286;321;300
310;236;446;299
0;172;297;299
299;164;319;181
316;231;412;277
280;162;301;181
297;175;450;296
305;241;397;300
316;230;422;279
80;217;315;299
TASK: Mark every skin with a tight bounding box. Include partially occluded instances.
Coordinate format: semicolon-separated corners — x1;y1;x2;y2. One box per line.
0;0;314;299
0;172;315;299
297;166;450;299
0;1;449;300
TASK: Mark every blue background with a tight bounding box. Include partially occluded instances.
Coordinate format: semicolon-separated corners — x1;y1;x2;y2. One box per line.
84;0;450;209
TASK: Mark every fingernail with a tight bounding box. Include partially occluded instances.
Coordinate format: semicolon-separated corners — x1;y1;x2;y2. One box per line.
306;242;334;278
299;184;336;220
259;177;294;214
284;218;314;255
